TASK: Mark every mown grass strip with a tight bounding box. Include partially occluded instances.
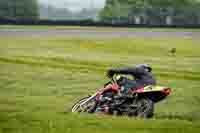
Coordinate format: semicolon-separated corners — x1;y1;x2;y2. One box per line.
0;56;106;73
1;56;200;81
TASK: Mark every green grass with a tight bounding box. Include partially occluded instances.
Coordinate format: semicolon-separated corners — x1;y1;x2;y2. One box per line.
0;33;200;133
1;25;200;32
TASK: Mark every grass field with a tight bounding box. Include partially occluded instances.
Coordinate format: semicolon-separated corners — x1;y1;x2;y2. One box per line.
0;29;200;133
1;25;200;32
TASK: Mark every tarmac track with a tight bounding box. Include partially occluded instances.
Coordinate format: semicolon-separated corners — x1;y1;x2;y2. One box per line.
0;29;199;39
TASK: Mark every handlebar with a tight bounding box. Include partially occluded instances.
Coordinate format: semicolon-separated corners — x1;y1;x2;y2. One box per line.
104;75;117;87
110;74;119;83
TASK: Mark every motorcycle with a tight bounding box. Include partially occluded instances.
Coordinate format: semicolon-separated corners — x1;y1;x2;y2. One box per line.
71;75;171;118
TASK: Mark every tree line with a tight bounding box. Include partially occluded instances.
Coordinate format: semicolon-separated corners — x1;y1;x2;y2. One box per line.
100;0;200;25
0;0;38;20
1;0;200;26
0;0;100;21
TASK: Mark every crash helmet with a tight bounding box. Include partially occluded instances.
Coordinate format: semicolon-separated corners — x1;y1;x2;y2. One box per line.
136;64;152;72
116;75;127;86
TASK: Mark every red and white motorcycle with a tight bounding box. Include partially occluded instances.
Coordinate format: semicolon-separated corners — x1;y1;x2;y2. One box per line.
71;75;171;118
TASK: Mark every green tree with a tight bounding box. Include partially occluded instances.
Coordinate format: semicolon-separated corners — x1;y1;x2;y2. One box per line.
0;0;39;20
100;0;200;25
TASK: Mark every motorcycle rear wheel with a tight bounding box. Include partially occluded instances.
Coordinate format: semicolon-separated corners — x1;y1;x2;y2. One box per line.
136;98;154;118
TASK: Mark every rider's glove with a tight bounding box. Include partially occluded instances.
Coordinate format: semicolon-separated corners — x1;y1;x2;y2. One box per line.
107;69;115;78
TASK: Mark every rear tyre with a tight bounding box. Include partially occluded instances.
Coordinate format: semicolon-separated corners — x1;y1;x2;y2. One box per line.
136;98;154;118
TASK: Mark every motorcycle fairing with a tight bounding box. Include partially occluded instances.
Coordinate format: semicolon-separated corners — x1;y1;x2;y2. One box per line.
132;85;171;102
134;85;171;94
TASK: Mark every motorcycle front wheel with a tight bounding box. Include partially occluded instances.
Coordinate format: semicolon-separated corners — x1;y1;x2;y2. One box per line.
71;96;97;113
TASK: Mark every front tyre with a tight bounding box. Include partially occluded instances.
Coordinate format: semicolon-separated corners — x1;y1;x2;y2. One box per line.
136;98;154;118
71;96;96;113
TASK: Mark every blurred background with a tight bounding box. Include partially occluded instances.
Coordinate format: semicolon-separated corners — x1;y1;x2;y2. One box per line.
0;0;200;26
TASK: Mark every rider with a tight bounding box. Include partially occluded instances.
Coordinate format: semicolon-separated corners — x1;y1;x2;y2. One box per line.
107;64;156;95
